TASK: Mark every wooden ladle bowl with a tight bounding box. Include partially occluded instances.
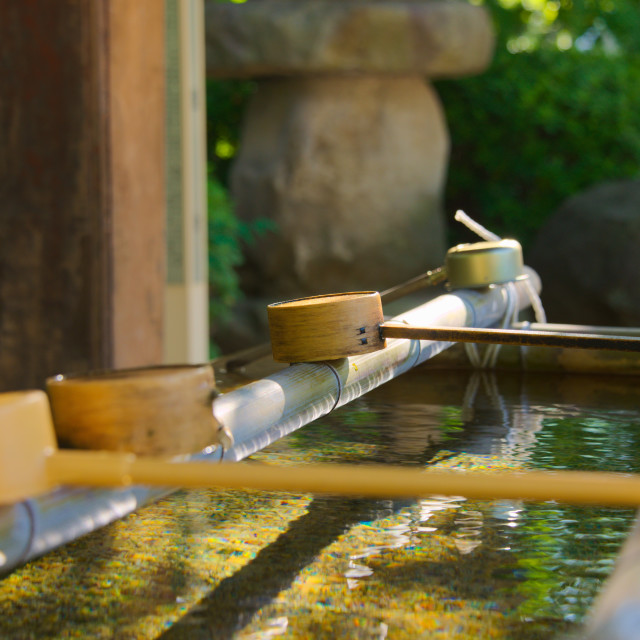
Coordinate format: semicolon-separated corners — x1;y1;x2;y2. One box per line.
46;364;222;456
267;292;386;363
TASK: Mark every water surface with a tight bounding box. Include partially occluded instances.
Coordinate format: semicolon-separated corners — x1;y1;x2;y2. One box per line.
1;369;638;639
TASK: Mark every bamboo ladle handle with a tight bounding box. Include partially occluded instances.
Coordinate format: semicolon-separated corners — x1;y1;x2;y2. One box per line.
379;267;447;304
46;452;640;508
380;323;640;353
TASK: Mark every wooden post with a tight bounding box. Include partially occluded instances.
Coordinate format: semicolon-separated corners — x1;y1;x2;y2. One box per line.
0;1;166;390
163;0;210;365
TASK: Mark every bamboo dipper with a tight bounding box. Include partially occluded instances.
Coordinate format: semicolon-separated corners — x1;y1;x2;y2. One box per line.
267;240;527;362
379;238;525;303
5;389;640;508
46;364;233;455
226;239;524;370
267;240;640;362
268;293;640;363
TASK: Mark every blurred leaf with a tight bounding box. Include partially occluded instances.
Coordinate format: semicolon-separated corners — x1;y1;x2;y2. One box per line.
208;171;275;351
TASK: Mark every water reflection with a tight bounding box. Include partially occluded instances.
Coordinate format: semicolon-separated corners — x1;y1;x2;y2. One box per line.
0;370;637;639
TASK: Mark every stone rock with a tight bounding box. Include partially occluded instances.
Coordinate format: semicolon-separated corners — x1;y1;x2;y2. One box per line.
528;179;640;326
205;0;495;304
205;0;494;79
232;75;449;298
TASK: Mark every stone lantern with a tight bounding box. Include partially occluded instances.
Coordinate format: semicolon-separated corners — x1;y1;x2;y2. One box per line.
206;0;494;302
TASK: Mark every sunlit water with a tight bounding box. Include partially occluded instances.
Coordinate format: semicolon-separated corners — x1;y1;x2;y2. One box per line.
1;369;638;639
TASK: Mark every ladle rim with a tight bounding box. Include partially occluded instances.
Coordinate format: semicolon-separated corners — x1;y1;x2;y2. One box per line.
267;291;379;310
47;363;213;386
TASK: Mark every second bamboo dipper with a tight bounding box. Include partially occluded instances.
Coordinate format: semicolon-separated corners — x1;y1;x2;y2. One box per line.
267;239;528;362
267;291;640;363
267;238;640;362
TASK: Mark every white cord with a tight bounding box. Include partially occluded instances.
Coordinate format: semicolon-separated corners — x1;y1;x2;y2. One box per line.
454;210;547;366
482;282;518;369
524;277;547;324
464;342;482;368
455;209;501;242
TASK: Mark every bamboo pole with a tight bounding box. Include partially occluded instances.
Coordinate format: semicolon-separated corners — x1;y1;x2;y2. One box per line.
381;324;640;353
46;453;640;508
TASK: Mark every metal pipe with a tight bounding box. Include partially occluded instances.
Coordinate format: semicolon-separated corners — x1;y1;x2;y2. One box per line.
0;271;540;575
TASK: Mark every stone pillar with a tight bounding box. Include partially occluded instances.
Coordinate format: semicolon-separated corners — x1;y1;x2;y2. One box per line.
232;74;449;296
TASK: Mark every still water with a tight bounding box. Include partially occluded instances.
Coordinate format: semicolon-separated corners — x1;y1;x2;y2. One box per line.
1;368;639;639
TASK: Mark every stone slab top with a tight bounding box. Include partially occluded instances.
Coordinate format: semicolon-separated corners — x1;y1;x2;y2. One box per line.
206;1;495;79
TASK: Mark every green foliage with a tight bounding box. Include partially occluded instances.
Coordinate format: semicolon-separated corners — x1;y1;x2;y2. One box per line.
436;46;640;247
206;79;256;186
436;0;640;245
206;78;259;351
207;172;273;352
478;0;640;54
208;175;243;328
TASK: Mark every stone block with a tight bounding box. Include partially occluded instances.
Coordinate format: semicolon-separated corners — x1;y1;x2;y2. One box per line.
206;1;494;78
232;75;449;297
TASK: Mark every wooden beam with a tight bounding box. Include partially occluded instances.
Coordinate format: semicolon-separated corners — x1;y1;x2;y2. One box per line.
0;0;166;390
108;0;166;368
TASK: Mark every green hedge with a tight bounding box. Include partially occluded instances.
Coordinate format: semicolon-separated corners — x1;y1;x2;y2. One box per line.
206;79;255;187
435;47;640;247
208;171;274;353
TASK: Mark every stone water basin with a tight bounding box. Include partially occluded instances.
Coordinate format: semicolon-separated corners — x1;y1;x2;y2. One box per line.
0;367;638;639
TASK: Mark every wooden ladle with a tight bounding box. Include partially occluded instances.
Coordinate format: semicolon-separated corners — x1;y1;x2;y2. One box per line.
380;238;526;303
267;291;640;363
46;364;232;455
226;239;525;371
4;389;640;508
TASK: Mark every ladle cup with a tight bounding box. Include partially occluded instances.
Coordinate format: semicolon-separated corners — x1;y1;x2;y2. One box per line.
46;364;231;455
380;238;525;302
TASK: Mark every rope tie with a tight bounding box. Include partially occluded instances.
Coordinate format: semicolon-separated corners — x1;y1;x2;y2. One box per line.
322;361;344;413
454;210;547;369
